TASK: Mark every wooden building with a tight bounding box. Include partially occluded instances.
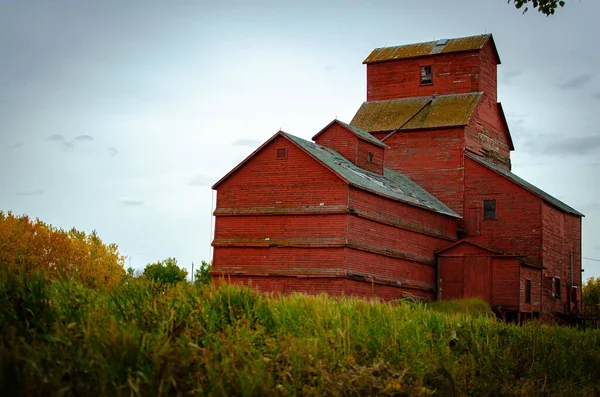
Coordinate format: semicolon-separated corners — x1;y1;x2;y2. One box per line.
211;34;584;321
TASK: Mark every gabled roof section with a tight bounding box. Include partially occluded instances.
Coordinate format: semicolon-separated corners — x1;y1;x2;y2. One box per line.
436;239;503;255
350;93;482;133
364;34;500;64
466;152;584;217
312;120;386;148
284;132;459;218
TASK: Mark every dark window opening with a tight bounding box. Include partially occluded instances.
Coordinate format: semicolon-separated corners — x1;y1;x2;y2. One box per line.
276;147;288;160
420;66;432;85
554;278;561;299
367;152;374;163
525;280;531;303
484;199;496;220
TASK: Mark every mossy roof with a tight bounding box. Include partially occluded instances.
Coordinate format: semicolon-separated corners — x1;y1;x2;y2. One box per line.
350;93;482;133
364;34;496;64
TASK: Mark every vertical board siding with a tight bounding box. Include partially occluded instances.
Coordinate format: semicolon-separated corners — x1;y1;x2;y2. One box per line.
438;257;465;300
383;128;465;216
491;257;519;307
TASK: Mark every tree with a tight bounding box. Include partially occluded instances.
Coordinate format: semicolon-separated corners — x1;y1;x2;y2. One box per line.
194;260;212;286
583;277;600;306
0;211;125;289
142;257;188;284
509;0;566;16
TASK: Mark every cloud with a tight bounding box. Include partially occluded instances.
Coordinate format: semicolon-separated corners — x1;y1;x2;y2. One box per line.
534;134;600;156
120;198;144;206
46;134;66;142
501;70;522;85
12;142;23;148
557;75;593;90
17;189;44;196
188;174;213;186
233;139;262;147
593;92;600;101
109;147;118;157
74;134;93;141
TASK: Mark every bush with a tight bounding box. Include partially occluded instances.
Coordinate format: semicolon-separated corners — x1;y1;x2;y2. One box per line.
1;271;600;396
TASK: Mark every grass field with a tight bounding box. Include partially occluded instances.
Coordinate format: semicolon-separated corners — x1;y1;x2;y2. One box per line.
1;272;600;396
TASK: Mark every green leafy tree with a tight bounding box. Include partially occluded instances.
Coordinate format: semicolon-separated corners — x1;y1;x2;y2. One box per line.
509;0;566;15
194;260;212;286
583;277;600;306
143;257;188;284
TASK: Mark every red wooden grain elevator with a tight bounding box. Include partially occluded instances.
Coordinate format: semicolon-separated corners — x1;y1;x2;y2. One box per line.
211;34;583;322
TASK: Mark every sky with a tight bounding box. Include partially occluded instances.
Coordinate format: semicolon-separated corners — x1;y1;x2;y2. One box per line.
1;0;599;280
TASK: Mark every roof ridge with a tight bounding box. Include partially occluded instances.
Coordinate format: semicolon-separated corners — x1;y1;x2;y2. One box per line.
372;33;491;52
465;151;583;217
282;132;459;218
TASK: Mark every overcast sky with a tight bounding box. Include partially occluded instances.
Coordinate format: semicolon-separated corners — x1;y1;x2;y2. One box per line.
1;0;599;279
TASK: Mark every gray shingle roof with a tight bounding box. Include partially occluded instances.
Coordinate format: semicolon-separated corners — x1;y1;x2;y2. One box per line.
466;152;583;217
283;132;459;218
336;120;386;147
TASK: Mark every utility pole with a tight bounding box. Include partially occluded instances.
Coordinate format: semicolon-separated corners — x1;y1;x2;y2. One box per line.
192;262;194;283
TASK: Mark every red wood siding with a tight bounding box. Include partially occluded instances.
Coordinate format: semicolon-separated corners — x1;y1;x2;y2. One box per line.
313;123;358;165
346;248;435;290
520;266;542;313
214;215;347;244
347;215;449;265
465;99;511;170
356;139;384;174
383;128;465;216
478;41;498;103
216;275;434;301
216;135;347;209
366;52;481;101
348;187;457;240
212;247;346;275
491;257;519;307
541;203;582;314
439;257;464;300
464;157;542;263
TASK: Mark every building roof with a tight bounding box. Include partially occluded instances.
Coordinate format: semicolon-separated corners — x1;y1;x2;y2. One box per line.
363;34;500;64
350;92;482;133
312;120;386;148
465;152;584;217
283;132;459;218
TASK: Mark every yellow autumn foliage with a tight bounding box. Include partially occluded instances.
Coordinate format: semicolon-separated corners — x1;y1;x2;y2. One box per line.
0;211;125;289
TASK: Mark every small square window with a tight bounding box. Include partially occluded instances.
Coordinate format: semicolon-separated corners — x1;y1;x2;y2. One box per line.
276;147;287;160
554;278;561;299
484;199;496;220
420;66;432;85
367;152;374;163
525;279;531;303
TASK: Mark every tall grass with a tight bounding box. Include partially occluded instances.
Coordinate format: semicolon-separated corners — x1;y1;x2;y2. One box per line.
1;272;599;396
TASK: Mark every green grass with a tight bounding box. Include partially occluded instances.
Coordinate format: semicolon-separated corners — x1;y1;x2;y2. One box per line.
1;272;600;396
